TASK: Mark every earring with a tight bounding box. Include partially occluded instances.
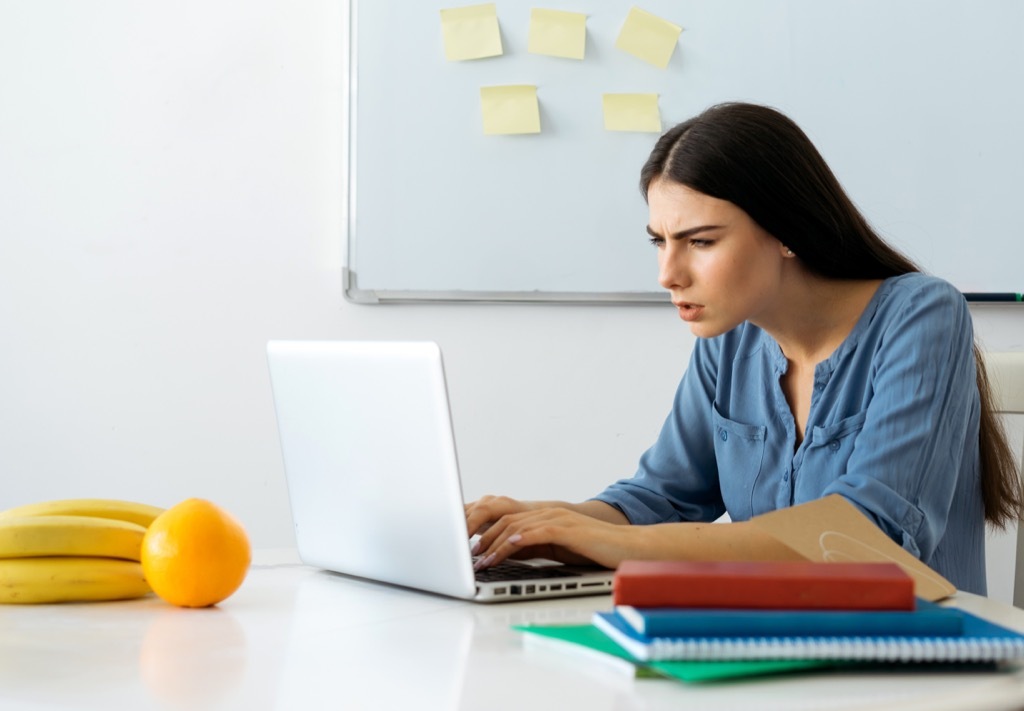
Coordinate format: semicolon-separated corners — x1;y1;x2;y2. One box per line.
784;248;795;256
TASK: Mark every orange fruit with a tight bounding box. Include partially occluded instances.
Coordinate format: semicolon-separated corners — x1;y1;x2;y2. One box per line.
141;498;251;608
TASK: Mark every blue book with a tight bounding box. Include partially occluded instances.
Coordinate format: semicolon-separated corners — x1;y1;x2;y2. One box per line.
614;599;963;638
593;606;1024;663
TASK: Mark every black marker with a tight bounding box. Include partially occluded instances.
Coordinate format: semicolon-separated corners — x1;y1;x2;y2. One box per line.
962;293;1023;302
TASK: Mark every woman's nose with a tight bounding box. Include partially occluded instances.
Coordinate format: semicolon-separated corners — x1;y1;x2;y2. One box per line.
657;249;688;290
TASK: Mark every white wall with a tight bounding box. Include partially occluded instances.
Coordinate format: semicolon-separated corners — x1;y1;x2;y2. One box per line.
0;0;691;547
1;0;1020;598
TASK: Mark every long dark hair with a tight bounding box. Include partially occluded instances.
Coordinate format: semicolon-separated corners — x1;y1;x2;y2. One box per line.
641;102;1022;528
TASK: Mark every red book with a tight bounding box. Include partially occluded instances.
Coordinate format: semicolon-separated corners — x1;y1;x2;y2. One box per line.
613;560;916;610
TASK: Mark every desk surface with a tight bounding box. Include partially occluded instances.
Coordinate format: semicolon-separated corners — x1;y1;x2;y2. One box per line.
2;549;1024;711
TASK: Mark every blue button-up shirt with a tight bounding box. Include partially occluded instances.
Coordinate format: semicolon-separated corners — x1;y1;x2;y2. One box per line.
594;273;986;594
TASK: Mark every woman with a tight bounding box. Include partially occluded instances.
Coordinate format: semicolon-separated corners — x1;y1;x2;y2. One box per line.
465;102;1022;595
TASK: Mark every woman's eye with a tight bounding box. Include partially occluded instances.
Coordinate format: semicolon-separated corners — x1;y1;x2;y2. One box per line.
690;239;713;248
648;236;665;248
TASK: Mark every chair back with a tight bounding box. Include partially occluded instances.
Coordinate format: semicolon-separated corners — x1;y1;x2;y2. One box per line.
983;352;1024;608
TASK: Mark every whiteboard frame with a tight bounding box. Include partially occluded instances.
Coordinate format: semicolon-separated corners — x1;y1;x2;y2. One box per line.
343;267;668;304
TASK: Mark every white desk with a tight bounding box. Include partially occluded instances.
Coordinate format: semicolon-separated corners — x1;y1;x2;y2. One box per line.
2;550;1024;711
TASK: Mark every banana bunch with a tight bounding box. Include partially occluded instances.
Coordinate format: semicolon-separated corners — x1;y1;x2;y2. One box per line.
0;498;164;604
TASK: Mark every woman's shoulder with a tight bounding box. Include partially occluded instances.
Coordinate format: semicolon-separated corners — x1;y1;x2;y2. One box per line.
878;272;964;308
861;273;973;352
873;272;969;324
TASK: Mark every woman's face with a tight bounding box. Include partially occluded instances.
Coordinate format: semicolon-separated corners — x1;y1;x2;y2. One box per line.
647;178;790;338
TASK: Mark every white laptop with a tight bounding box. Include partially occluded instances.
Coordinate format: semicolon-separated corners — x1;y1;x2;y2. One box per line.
266;340;615;602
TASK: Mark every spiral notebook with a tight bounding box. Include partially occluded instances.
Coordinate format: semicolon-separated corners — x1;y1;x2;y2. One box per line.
592;608;1024;663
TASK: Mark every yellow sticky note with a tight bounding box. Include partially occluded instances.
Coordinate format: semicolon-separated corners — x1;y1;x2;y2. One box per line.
480;85;541;135
528;8;587;60
440;3;503;61
615;7;682;69
602;94;661;132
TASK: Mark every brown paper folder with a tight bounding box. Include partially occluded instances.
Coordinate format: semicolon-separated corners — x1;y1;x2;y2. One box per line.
749;495;956;602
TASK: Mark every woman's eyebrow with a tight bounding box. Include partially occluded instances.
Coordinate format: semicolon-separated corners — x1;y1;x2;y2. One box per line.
645;224;723;240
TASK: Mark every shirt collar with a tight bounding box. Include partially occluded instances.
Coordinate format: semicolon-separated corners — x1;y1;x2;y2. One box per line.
757;274;903;380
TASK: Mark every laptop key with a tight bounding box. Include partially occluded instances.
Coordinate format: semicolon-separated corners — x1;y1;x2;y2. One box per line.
474;561;577;582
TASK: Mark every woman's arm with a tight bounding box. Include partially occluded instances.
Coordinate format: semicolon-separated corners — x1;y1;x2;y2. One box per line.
818;279;979;562
466;334;735;568
590;334;729;524
469;506;803;569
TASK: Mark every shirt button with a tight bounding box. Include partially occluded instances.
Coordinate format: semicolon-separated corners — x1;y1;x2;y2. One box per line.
719;430;729;442
829;441;840;452
814;382;824;391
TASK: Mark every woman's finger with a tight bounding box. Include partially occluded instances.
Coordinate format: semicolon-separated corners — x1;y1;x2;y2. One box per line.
464;495;527;537
473;509;575;568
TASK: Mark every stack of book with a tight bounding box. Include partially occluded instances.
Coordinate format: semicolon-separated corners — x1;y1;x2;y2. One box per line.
516;560;1024;683
598;559;992;662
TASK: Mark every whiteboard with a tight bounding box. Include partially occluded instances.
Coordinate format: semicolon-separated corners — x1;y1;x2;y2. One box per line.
345;0;1024;303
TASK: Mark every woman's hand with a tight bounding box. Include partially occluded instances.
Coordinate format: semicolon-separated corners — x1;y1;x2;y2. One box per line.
464;495;538;539
467;504;642;570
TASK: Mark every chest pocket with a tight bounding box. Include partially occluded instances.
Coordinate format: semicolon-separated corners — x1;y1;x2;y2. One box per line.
796;410;868;500
712;406;767;521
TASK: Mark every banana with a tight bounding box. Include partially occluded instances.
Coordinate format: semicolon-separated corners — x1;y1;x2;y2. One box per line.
0;515;146;561
0;498;164;528
0;557;151;604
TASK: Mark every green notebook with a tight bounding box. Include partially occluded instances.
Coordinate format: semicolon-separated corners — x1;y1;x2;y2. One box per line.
514;624;828;683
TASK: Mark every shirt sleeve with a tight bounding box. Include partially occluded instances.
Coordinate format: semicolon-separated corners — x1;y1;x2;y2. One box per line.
590;335;727;524
821;279;979;562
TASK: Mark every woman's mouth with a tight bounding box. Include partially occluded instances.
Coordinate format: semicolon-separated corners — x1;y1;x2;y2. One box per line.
674;302;705;322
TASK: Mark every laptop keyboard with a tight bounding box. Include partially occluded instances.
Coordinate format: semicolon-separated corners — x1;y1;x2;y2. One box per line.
474;560;578;582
